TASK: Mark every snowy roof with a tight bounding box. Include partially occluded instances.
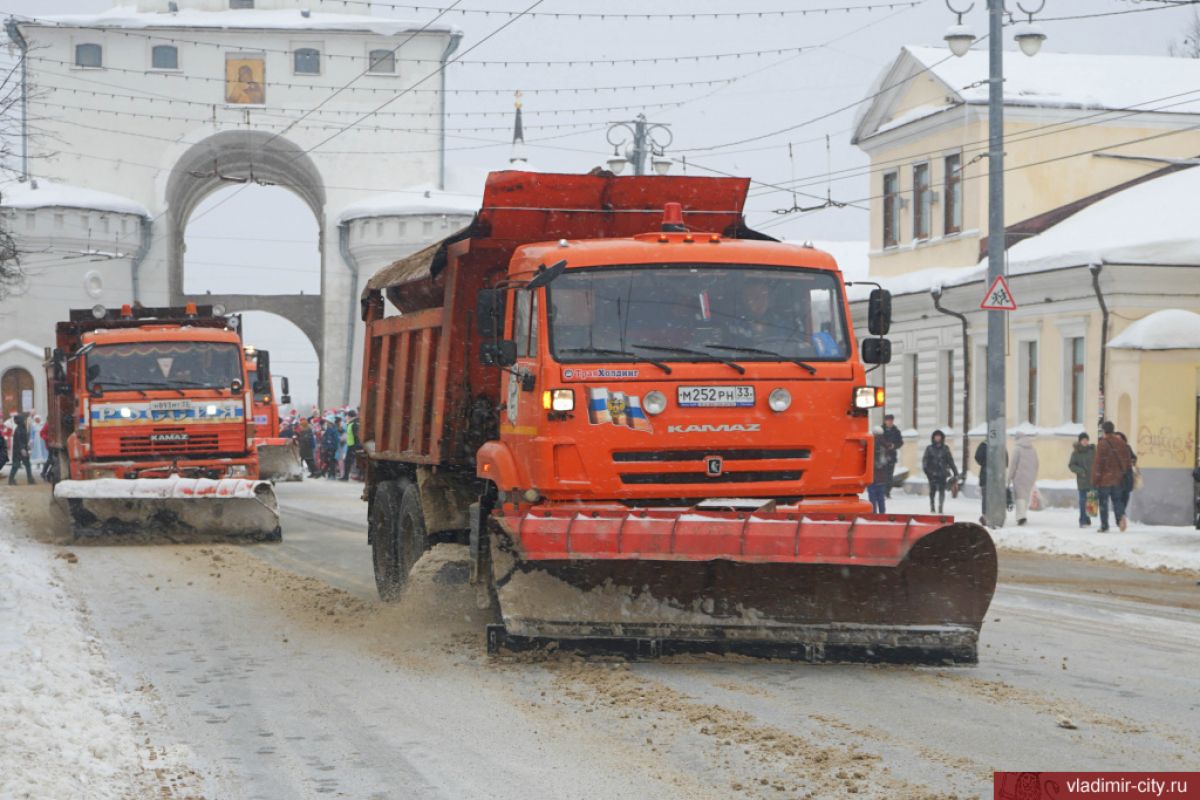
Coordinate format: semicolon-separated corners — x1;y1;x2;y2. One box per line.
337;184;480;224
853;166;1200;301
21;6;456;37
1003;166;1200;272
1108;309;1200;350
1;179;150;217
906;45;1200;114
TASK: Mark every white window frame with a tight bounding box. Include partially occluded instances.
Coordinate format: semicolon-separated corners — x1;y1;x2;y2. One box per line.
937;349;955;429
912;161;932;242
73;41;104;70
1017;338;1040;425
904;352;919;432
291;42;324;76
367;47;399;75
149;42;180;72
1056;319;1087;426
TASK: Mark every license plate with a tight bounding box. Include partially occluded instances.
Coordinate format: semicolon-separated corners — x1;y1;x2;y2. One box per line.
677;386;755;408
149;400;191;411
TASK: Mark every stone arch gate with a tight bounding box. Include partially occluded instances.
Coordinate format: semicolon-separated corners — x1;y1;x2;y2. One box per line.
166;130;327;400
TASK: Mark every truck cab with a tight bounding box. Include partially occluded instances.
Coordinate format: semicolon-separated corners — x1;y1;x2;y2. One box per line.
475;230;886;513
50;304;259;482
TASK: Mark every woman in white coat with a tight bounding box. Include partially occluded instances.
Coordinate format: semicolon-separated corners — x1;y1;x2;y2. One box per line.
1007;432;1040;526
29;414;49;464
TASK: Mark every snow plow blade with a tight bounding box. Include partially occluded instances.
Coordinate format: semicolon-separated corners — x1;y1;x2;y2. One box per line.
255;438;304;482
488;510;997;663
53;477;281;540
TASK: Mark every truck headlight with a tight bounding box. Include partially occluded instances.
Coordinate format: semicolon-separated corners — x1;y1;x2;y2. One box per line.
768;388;792;412
854;386;885;409
643;390;667;415
542;388;574;412
119;406;133;419
206;404;218;416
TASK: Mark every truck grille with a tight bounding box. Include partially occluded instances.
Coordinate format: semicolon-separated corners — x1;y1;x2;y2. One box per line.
118;429;223;456
619;470;803;485
612;448;810;463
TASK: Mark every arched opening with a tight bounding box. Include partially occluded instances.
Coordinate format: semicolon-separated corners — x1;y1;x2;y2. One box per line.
239;311;320;412
184;184;320;296
1;366;34;417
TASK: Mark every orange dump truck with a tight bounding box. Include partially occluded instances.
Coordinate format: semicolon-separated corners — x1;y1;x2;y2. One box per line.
45;304;280;539
358;171;995;662
244;346;303;481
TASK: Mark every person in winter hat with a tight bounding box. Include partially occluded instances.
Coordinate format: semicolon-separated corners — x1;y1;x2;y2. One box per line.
1067;432;1095;528
880;414;903;498
921;429;958;514
1092;421;1133;532
1007;432;1039;526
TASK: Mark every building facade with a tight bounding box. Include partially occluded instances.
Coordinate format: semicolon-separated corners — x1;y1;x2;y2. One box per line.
1;0;464;409
850;46;1200;524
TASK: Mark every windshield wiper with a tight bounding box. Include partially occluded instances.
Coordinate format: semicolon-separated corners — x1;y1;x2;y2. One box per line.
559;347;672;375
632;343;746;375
96;382;149;398
704;344;818;375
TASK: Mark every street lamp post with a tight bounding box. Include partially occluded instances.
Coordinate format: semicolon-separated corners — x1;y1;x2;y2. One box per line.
606;114;674;176
944;0;1044;528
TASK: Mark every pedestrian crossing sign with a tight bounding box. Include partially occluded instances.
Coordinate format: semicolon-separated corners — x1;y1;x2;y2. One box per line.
980;275;1018;311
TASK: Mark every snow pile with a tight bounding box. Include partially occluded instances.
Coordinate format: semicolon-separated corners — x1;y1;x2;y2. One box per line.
907;45;1200;114
875;103;957;135
0;516;143;798
1107;309;1200;351
337;183;481;224
1;179;150;217
881;494;1200;573
28;6;456;37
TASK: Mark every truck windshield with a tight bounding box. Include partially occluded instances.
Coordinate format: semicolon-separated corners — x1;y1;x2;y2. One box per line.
547;265;849;363
85;341;244;391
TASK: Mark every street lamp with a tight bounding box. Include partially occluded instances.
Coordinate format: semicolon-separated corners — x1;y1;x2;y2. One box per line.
943;0;1045;528
606;114;673;176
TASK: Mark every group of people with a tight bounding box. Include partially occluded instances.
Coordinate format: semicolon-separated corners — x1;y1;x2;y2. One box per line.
1;411;49;485
282;408;362;481
870;414;1143;532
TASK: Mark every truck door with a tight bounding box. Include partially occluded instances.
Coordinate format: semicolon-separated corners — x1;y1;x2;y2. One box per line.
502;288;541;465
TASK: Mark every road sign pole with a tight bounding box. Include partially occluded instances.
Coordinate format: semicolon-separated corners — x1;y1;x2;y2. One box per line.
984;0;1007;528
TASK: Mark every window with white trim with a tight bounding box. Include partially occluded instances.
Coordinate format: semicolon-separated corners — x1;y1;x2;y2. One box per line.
75;43;103;68
294;48;321;75
368;49;396;74
151;45;178;70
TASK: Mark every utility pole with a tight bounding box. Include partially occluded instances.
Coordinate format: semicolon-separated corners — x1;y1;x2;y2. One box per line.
943;0;1045;527
984;0;1008;528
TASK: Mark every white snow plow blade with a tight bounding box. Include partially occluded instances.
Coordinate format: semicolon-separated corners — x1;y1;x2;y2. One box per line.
256;440;304;482
53;478;281;540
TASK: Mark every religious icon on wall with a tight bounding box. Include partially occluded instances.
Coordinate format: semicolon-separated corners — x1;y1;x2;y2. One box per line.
225;55;266;105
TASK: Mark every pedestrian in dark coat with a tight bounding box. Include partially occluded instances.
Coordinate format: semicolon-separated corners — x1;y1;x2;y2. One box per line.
1092;421;1132;532
881;414;903;498
1068;432;1095;528
868;429;892;514
297;418;316;477
1116;431;1138;512
0;423;8;474
922;429;958;514
7;413;35;485
320;419;339;479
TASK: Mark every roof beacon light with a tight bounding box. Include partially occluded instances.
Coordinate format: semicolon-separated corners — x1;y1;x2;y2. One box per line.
184;302;198;317
661;202;687;233
120;304;133;318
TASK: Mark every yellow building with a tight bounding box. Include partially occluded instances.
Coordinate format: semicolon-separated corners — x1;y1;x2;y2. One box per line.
849;47;1200;525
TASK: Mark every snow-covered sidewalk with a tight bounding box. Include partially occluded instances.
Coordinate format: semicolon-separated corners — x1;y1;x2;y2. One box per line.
879;491;1200;574
0;493;147;799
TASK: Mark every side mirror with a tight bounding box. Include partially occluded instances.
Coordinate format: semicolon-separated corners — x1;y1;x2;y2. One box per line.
526;259;567;291
480;340;517;368
280;376;290;405
476;289;507;338
254;350;271;393
862;337;892;365
868;289;892;336
231;378;244;394
55;382;71;396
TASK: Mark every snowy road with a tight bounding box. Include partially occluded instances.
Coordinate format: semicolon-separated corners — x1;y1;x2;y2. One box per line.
3;481;1199;800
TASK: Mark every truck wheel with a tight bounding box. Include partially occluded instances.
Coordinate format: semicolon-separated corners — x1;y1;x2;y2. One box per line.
370;481;406;602
397;483;431;579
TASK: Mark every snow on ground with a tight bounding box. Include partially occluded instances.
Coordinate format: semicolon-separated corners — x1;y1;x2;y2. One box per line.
0;495;145;799
879;491;1200;574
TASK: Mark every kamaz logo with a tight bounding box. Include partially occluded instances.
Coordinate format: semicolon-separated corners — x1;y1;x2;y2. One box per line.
667;423;761;433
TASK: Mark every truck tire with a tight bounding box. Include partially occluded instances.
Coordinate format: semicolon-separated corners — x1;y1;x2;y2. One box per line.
369;480;431;602
370;480;406;602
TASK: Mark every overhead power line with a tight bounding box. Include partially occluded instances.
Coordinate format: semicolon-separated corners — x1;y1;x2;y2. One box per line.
278;0;924;19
